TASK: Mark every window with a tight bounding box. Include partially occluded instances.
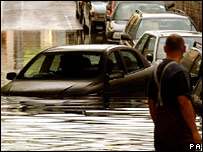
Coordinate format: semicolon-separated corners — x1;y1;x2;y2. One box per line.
142;36;156;58
191;55;202;77
156;38;166;60
181;50;199;72
125;15;136;33
129;16;139;39
120;50;141;73
22;52;102;79
134;34;149;53
24;55;46;78
135;18;198;40
107;51;123;73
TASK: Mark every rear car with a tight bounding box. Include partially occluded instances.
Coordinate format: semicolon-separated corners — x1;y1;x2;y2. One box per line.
120;10;198;46
133;30;202;66
181;42;202;116
78;1;108;33
105;1;172;43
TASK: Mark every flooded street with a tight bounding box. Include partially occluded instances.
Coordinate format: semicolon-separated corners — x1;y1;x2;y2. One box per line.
1;1;202;151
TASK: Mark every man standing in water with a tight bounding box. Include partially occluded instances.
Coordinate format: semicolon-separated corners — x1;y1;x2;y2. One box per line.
147;34;202;151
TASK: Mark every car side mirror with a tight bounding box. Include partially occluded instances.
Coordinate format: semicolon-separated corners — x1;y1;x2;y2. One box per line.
146;53;153;63
121;33;131;41
6;72;17;80
109;70;124;80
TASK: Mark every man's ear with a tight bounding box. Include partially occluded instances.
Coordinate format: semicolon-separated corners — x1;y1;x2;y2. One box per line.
164;45;167;53
183;45;186;53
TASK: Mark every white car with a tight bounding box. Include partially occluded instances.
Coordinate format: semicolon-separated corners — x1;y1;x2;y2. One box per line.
133;30;202;66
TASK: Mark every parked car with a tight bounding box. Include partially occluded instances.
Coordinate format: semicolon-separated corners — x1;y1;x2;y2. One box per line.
76;1;108;32
133;30;202;66
181;42;202;116
192;77;202;117
105;1;174;43
1;45;154;99
120;10;198;46
181;41;202;86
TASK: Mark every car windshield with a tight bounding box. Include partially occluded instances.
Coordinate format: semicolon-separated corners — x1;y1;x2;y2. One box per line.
156;37;202;60
135;18;197;39
113;3;166;20
20;52;102;79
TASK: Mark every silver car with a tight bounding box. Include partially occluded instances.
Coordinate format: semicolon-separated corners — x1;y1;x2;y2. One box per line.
105;1;173;43
133;30;202;66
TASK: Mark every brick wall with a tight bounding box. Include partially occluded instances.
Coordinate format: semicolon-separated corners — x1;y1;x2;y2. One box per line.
169;1;202;32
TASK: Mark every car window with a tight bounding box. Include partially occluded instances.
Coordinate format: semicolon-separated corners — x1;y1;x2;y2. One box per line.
107;51;123;73
22;52;102;79
190;55;202;77
129;16;139;39
134;34;149;53
125;15;136;34
157;37;202;60
50;55;60;71
24;55;46;78
181;49;199;72
120;50;142;73
142;36;156;58
113;3;166;20
135;18;197;40
194;78;202;100
156;38;166;60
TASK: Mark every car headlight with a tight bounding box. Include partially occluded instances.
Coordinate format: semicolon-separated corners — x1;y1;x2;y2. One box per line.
113;32;122;39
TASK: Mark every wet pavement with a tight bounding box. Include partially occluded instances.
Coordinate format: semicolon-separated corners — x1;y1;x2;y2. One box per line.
1;1;202;151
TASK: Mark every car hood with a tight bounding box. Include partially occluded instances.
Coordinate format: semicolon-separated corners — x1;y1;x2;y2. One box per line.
91;2;107;13
111;20;128;32
1;79;101;98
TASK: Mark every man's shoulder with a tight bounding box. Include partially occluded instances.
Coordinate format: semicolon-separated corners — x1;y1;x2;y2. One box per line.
160;59;188;77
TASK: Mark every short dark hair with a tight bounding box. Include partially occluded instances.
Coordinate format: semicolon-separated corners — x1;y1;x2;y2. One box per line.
165;34;185;51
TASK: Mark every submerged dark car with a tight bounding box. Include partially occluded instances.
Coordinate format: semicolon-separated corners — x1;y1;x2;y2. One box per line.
1;45;153;99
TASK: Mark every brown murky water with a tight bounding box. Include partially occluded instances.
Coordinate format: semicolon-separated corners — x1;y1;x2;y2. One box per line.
1;1;202;151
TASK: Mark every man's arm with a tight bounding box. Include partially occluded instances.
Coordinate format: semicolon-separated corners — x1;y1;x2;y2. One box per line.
148;98;157;124
177;95;202;144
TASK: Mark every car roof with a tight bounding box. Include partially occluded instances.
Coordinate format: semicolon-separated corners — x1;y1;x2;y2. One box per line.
42;44;130;53
116;1;166;5
143;30;202;38
134;11;189;19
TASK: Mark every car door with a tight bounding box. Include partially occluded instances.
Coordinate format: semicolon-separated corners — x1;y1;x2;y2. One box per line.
123;15;139;47
181;49;202;86
103;49;134;97
141;35;156;62
134;33;150;54
119;49;152;98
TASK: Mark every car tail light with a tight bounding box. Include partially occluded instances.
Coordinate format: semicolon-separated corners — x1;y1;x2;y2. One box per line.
93;13;98;19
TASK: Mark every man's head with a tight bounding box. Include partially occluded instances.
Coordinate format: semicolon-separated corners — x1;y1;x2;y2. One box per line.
164;34;186;54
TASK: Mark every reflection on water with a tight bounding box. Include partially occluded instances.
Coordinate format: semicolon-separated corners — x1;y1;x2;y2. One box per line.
1;29;202;151
1;29;107;86
1;96;155;151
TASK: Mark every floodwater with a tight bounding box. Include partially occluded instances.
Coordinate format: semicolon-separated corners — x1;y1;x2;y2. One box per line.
1;28;202;152
1;29;155;151
1;1;202;151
